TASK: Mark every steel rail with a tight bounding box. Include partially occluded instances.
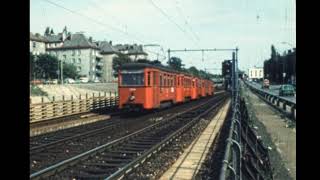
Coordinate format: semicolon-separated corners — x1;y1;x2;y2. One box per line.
30;93;227;179
106;97;227;180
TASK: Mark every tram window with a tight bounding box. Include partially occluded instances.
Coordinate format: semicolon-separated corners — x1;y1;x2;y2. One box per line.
121;73;144;86
153;72;157;85
147;72;151;86
165;75;167;87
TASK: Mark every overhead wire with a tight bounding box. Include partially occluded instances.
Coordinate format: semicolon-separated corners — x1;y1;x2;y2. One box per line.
42;0;165;59
43;0;144;44
174;0;200;41
148;0;200;48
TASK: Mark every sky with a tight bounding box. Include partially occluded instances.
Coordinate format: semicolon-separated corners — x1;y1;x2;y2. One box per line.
30;0;296;74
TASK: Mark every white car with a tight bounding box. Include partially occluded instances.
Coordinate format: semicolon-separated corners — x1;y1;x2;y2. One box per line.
65;78;75;84
80;77;89;83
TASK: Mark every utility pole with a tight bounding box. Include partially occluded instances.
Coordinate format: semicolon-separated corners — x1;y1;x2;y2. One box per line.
61;59;64;85
57;60;60;83
232;51;236;107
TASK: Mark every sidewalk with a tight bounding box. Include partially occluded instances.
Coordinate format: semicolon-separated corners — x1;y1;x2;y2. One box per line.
243;84;296;180
160;100;230;180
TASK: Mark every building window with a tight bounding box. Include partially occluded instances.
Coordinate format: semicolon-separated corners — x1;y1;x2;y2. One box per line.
72;58;76;63
78;58;81;63
72;50;75;56
77;66;81;71
32;42;36;48
78;50;81;55
63;55;66;60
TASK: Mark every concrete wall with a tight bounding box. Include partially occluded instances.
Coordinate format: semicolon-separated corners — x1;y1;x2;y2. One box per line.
49;48;102;81
102;54;118;82
30;40;46;55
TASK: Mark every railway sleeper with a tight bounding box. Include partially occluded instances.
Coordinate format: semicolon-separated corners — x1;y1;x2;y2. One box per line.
129;141;155;146
118;147;148;152
82;162;126;169
100;151;131;161
100;158;132;164
71;172;113;179
77;166;115;175
135;136;161;143
124;144;153;149
112;150;142;155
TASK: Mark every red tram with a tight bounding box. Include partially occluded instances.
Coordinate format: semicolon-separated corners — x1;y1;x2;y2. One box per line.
118;63;215;111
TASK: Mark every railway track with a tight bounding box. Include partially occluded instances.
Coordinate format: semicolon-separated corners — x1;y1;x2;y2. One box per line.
30;92;225;175
30;93;228;179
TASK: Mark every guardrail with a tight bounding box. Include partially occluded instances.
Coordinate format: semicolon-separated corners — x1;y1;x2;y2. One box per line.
30;92;119;123
244;81;296;121
219;91;273;180
219;92;242;180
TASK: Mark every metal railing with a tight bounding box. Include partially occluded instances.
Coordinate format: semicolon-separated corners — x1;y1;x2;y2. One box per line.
220;92;242;180
244;81;296;120
219;86;273;180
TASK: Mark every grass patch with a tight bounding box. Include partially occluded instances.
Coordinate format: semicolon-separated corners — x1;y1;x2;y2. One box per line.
30;85;48;96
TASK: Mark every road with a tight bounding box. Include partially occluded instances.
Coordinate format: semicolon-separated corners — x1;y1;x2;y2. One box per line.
247;81;296;104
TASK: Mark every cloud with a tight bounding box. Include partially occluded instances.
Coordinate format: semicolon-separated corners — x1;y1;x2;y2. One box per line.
30;0;296;71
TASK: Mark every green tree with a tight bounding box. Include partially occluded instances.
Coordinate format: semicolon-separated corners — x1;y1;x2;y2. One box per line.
36;54;59;79
199;70;209;79
44;27;50;36
167;57;183;71
112;54;132;77
150;60;162;66
136;59;150;64
63;62;79;79
271;45;277;59
50;28;54;35
30;53;35;80
188;66;199;76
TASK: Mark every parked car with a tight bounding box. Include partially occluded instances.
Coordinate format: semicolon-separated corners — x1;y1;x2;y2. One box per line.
261;79;270;89
31;79;43;85
52;79;58;84
45;79;58;84
65;78;75;84
80;77;89;83
279;84;295;96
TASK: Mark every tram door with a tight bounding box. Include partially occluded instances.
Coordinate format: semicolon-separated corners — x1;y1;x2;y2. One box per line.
153;71;159;108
